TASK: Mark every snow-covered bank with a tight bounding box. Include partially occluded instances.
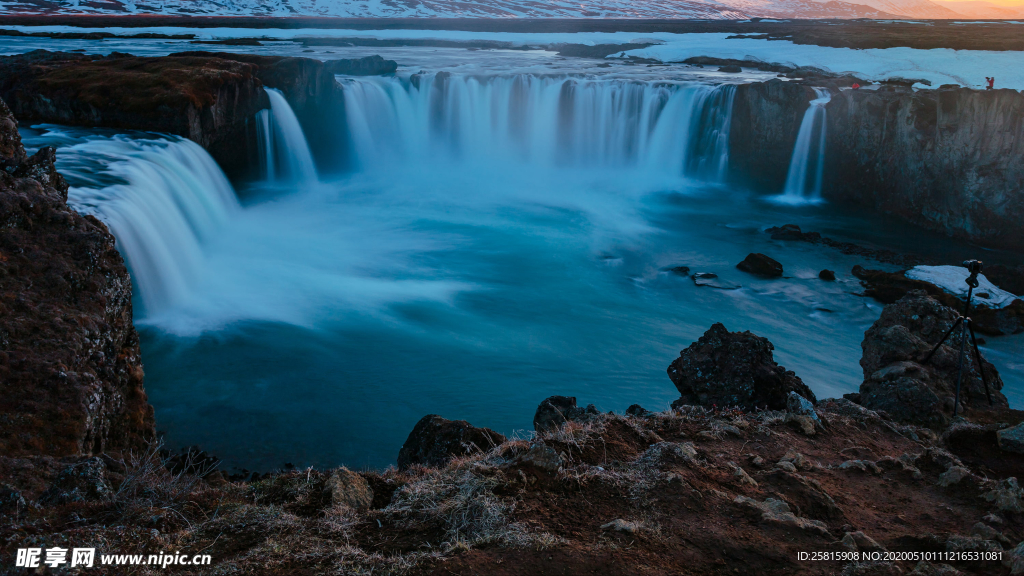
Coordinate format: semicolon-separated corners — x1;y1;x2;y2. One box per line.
2;26;1021;90
619;34;1024;90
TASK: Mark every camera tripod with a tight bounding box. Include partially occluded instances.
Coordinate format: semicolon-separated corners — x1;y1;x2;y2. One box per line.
922;260;993;417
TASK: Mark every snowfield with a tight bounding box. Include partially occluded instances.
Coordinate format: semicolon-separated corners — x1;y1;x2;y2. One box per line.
2;25;1019;91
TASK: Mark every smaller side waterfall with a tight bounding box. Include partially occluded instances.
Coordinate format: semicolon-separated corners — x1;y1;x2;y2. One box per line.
259;88;318;183
779;88;831;204
52;133;240;315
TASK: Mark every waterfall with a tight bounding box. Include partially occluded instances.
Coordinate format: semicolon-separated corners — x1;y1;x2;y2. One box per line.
255;108;276;182
260;88;318;183
779;88;831;204
340;74;735;180
55;133;240;315
685;84;736;183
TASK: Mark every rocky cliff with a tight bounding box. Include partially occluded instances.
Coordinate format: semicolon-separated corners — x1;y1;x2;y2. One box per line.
175;51;351;174
0;97;154;457
823;86;1024;251
730;82;1024;252
729;79;814;192
0;50;269;174
0;50;382;178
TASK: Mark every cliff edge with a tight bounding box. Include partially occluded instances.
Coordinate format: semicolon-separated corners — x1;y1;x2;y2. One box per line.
0;97;154;457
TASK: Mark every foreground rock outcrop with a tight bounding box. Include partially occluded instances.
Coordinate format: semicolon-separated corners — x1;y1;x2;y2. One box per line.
397;414;506;469
668;322;816;411
3;387;1023;575
858;290;1008;427
0;98;154;457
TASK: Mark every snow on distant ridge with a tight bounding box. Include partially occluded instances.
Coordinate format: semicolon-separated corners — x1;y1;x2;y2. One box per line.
0;0;970;19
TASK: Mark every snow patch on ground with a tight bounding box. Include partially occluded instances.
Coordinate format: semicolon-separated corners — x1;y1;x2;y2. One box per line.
0;26;1020;91
907;265;1021;308
619;34;1024;90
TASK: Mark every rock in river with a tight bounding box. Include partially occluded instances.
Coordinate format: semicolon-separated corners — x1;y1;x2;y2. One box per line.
668;323;816;411
736;253;783;278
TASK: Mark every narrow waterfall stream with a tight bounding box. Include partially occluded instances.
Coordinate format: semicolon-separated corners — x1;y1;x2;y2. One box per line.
19;73;1024;471
260;88;319;184
776;87;831;204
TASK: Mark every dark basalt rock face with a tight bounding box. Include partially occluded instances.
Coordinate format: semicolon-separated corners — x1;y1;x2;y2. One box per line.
0;50;357;178
397;415;506;470
859;290;1008;427
824;86;1024;251
324;55;398;76
0;50;268;174
667;323;816;411
0;98;154;457
173;51;351;175
736;252;783;277
728;80;816;191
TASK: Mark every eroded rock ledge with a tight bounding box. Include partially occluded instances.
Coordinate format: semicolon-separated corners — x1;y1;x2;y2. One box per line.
0;50;395;176
0;98;154;457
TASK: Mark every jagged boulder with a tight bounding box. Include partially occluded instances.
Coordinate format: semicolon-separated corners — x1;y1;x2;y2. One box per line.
397;415;506;470
668;323;816;411
533;396;599;433
859;290;1007;426
736;253;783;277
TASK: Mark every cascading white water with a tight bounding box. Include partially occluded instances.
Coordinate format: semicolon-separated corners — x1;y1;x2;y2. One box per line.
685;84;736;183
778;88;832;204
260;88;318;183
59;134;240;315
340;74;734;179
254;108;276;181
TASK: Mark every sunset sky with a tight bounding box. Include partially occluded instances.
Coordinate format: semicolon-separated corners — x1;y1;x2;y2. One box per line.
934;0;1024;6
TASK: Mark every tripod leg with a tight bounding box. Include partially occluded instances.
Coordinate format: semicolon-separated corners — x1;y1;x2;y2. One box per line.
924;316;962;364
967;321;993;406
952;320;970;418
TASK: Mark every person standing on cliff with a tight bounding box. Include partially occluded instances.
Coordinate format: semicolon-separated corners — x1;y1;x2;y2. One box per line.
986;77;995;90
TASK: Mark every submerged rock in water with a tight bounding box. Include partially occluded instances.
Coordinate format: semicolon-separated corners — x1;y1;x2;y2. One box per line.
397;415;506;470
667;323;816;411
691;272;741;290
819;269;836;281
736;253;783;278
858;290;1008;426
